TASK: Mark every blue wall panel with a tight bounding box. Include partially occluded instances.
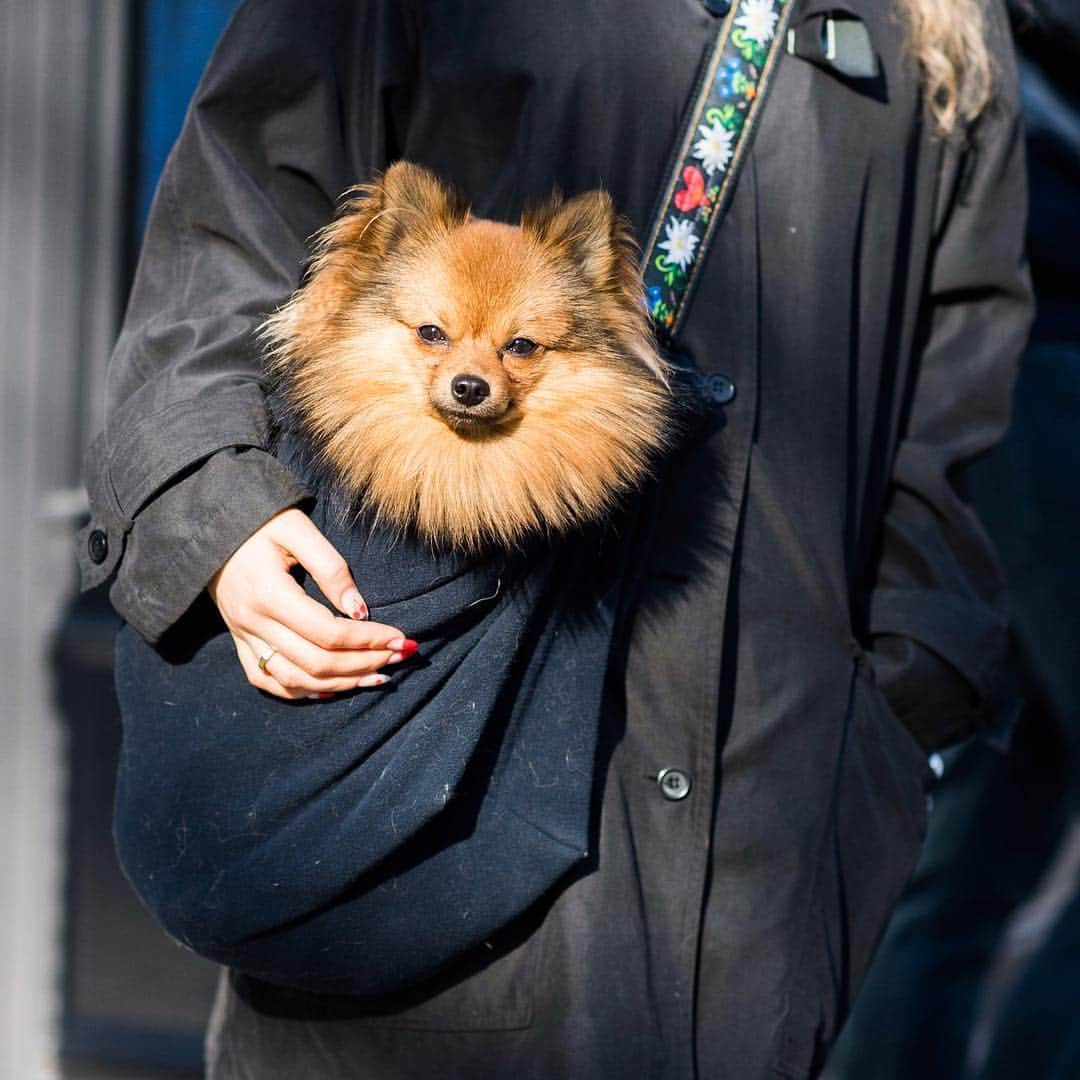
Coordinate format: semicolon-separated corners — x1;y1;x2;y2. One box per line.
135;0;242;237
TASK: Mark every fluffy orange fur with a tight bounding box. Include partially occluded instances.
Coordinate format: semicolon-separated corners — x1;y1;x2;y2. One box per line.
264;162;673;551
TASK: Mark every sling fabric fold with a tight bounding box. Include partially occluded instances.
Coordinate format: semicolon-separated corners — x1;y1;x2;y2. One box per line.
114;437;642;995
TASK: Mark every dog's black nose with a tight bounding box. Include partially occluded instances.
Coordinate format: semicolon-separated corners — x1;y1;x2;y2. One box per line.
450;374;490;407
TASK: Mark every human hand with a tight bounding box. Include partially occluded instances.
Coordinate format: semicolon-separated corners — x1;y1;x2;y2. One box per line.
208;508;417;699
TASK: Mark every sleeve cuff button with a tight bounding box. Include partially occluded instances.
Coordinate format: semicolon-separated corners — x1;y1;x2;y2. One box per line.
88;528;109;565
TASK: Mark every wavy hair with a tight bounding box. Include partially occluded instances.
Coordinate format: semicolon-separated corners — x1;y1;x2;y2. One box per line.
897;0;996;135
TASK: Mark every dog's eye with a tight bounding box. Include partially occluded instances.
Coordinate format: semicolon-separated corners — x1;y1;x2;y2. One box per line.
417;324;448;345
503;337;539;358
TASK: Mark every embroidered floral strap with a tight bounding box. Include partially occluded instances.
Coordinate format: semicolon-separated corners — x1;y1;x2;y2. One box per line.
643;0;795;340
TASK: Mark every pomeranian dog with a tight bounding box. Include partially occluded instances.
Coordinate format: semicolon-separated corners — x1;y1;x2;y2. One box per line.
263;161;672;551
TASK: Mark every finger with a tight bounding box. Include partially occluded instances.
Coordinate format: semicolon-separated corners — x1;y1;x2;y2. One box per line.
233;634;306;701
250;617;399;681
238;629;390;695
272;511;369;620
252;573;406;653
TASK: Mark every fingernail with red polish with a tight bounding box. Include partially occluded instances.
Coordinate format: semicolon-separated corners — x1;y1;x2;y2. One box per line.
307;692;336;700
357;673;389;689
386;638;418;657
342;588;367;621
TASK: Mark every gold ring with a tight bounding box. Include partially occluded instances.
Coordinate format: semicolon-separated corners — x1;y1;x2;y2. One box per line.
257;647;278;674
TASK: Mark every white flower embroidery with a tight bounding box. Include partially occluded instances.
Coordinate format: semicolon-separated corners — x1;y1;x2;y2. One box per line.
658;217;699;271
735;0;778;45
693;120;735;175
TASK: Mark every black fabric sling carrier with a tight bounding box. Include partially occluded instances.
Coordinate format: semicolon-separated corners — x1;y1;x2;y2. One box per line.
112;0;794;998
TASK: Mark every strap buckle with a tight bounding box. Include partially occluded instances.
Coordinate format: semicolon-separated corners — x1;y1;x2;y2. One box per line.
786;15;877;80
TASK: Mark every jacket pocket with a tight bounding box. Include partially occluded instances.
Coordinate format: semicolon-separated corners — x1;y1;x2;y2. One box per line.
774;657;931;1078
852;651;936;798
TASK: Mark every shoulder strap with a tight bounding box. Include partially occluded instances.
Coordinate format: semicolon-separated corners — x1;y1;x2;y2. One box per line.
643;0;795;342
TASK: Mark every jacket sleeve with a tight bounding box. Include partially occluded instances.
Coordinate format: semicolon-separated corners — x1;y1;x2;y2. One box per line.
78;0;415;642
867;11;1034;750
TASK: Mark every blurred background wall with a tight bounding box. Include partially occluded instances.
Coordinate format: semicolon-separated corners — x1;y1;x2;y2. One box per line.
0;4;237;1077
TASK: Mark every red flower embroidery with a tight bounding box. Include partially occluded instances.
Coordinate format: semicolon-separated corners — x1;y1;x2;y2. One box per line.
673;165;707;212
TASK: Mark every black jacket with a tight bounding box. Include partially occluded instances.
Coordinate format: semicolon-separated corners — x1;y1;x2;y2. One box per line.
82;1;1032;1076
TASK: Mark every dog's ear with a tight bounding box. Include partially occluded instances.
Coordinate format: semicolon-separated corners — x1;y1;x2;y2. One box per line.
522;191;666;382
521;190;636;293
319;162;470;269
263;164;469;369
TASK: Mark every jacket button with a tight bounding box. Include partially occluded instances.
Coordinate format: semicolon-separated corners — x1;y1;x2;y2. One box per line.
707;374;736;405
87;528;109;565
657;768;692;801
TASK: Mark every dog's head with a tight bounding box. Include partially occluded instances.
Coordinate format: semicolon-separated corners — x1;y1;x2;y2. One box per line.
265;162;671;549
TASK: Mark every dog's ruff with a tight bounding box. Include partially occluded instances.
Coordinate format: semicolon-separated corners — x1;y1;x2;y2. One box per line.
264;162;672;550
